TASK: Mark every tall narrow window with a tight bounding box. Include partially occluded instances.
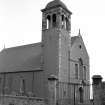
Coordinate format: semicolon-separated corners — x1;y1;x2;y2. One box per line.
65;17;68;30
20;78;26;95
5;77;9;94
68;50;70;61
47;15;51;29
62;15;64;28
83;66;86;80
65;17;70;31
79;87;84;103
79;58;83;65
79;58;83;80
75;64;79;79
52;14;56;27
0;78;2;94
0;78;1;84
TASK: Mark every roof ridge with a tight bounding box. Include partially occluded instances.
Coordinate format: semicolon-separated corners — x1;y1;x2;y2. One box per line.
2;42;42;52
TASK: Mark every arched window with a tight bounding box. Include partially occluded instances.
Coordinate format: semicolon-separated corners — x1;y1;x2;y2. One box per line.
62;15;67;29
20;78;26;95
65;17;67;30
47;15;51;29
75;64;79;79
83;66;86;80
52;14;56;27
65;17;70;31
78;58;83;80
62;15;64;28
79;58;83;65
79;87;84;103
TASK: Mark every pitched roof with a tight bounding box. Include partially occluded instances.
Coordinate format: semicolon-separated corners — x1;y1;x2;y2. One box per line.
0;42;42;73
71;35;89;60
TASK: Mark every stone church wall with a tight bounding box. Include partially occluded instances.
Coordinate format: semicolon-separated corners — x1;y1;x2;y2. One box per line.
69;37;90;103
0;71;45;98
70;37;89;81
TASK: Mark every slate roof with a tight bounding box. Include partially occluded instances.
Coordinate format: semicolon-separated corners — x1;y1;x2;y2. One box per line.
0;42;42;73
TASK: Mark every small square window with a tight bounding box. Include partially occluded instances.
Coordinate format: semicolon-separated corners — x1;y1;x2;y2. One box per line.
79;45;82;49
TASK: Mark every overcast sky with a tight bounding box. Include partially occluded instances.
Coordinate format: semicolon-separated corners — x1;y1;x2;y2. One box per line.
0;0;105;81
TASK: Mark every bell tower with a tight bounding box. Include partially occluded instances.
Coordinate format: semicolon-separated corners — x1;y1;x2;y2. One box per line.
42;0;72;32
41;0;72;82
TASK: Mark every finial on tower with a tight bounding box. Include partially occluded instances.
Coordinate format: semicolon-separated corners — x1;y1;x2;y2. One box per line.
78;29;81;36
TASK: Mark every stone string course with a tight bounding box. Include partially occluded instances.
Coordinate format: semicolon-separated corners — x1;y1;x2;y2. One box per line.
0;95;47;105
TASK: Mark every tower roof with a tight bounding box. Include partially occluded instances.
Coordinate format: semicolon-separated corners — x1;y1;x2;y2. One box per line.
42;0;72;14
46;0;67;9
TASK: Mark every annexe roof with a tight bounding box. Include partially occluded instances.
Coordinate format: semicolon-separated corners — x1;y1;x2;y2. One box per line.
0;42;42;73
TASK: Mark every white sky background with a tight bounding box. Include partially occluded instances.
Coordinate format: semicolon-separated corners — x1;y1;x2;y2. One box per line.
0;0;105;81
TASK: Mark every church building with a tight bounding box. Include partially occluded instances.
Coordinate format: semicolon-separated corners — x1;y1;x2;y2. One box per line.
0;0;90;105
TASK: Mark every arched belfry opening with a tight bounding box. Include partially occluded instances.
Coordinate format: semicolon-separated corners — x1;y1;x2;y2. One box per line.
65;17;70;31
52;14;57;27
61;15;65;28
61;14;70;31
46;15;51;29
